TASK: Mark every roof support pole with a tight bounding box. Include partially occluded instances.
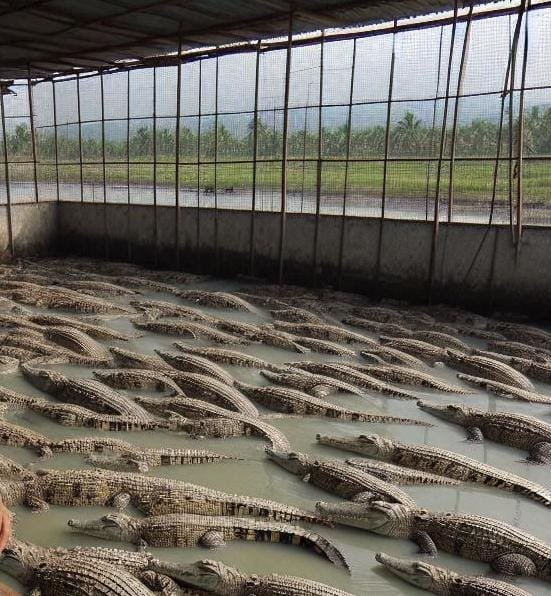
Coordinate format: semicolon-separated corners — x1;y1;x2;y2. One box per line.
100;70;108;258
52;80;60;204
152;66;158;267
213;52;220;276
277;9;294;285
126;70;131;261
337;37;357;289
174;32;182;268
0;90;14;257
195;60;202;273
249;42;261;277
76;73;83;203
428;0;459;302
27;66;39;203
311;31;324;283
447;2;474;223
375;23;396;284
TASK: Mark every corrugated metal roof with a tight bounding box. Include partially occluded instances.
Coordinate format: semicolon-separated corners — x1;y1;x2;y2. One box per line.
0;0;498;78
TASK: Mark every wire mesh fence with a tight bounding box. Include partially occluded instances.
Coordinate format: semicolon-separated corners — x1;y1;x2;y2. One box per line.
1;1;551;231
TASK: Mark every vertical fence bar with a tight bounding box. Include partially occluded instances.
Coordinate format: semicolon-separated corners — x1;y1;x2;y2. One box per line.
0;91;13;256
312;31;325;281
52;80;60;203
213;53;220;275
278;10;294;285
507;4;525;242
126;70;131;261
336;38;357;288
448;3;473;223
249;43;261;276
27;67;39;203
152;67;158;267
174;35;183;269
428;0;459;299
196;60;202;272
515;1;530;255
375;25;396;281
76;73;84;203
100;71;108;258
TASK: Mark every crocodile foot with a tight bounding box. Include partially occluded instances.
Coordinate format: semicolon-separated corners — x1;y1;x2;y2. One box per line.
528;442;551;464
491;553;537;576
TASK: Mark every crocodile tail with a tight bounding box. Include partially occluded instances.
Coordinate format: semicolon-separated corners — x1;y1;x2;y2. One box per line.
364;414;432;426
263;526;349;570
515;481;551;508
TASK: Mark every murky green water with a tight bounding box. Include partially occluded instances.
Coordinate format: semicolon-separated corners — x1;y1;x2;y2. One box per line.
0;275;550;594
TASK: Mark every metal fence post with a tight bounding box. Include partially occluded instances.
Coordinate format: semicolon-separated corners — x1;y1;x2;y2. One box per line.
0;91;13;257
249;43;261;276
312;31;325;281
174;35;182;268
100;71;108;258
213;53;220;275
126;70;131;261
52;80;60;203
76;73;83;203
337;38;357;288
196;59;202;273
27;67;39;203
152;66;158;267
428;0;459;300
278;10;294;285
375;24;396;282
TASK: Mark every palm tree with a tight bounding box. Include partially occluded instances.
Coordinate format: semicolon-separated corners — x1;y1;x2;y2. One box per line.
392;111;424;155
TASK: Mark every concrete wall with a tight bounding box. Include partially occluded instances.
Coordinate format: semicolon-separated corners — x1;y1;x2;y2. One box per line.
0;202;58;260
53;202;551;315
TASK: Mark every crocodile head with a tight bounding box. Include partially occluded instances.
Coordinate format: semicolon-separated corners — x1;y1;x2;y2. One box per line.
67;513;138;543
417;401;470;425
316;500;416;537
20;361;64;392
376;552;456;592
154;559;244;592
316;433;395;459
265;448;311;476
0;539;51;584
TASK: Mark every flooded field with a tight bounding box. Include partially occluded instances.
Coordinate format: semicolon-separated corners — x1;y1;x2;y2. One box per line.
0;262;549;595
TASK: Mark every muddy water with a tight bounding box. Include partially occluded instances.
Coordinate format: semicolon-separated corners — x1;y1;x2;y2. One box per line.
0;277;550;594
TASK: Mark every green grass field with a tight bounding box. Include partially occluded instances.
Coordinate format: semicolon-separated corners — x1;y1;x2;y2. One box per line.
4;159;551;202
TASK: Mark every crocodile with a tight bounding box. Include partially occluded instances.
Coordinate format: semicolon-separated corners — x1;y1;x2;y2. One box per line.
378;336;448;364
29;313;133;341
155;349;234;385
134;319;249;344
135;395;290;451
68;512;349;568
0;312;42;332
3;464;323;524
60;279;139;296
234;381;428;425
162;558;355;596
507;357;551;384
487;340;551;361
43;326;112;363
375;552;532;596
2;332;76;362
486;321;551;349
110;275;179;293
291;336;357;356
457;373;551;404
50;437;236;472
266;449;416;507
409;331;471;352
0;419;52;457
270;306;325;324
418;401;551;463
0;355;19;373
110;346;174;371
349;306;405;324
259;368;367;398
345;459;460;486
345;363;471;393
175;289;255;311
316;500;551;581
214;319;309;352
315;434;551;508
1;547;157;596
288;362;420;400
445;349;535;390
171;343;284;371
360;346;426;368
93;368;184;396
455;325;507;341
21;361;152;418
0;345;39;362
271;321;378;346
130;299;215;322
341;317;413;338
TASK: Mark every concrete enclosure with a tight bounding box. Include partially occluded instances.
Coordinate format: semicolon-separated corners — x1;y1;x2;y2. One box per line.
0;201;541;317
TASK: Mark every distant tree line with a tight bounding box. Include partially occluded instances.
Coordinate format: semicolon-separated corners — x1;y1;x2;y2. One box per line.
4;105;551;163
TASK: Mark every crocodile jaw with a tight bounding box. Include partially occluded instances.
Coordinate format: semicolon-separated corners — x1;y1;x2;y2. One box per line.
154;559;237;592
375;553;447;591
416;401;467;424
316;433;381;457
264;447;309;476
67;514;136;543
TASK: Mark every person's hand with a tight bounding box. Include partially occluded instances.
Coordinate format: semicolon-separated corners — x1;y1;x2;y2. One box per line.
0;500;12;552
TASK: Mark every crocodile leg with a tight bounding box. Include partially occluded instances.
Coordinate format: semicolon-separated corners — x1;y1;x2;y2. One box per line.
528;441;551;464
466;426;484;441
351;491;375;503
311;384;332;398
111;493;131;511
24;486;49;513
199;530;226;548
491;553;537;576
411;531;437;556
138;571;180;596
